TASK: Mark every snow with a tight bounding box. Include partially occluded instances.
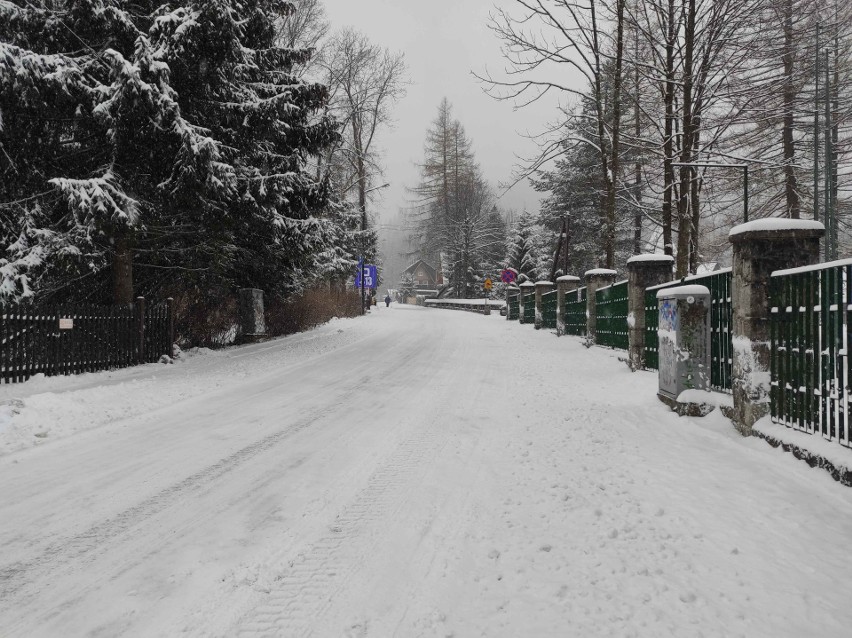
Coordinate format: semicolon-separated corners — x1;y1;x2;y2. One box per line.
626;253;674;264
677;389;734;409
534;280;553;286
519;281;536;288
424;298;504;307
556;275;580;282
772;256;852;278
733;335;771;403
2;306;852;637
754;417;852;472
729;218;824;237
656;284;711;299
585;268;618;276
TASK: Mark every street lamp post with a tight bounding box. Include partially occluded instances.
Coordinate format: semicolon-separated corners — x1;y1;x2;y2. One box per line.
359;182;390;315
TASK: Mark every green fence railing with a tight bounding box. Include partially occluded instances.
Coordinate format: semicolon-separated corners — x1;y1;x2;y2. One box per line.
523;293;536;324
564;287;587;336
542;290;557;329
770;260;851;448
645;269;733;392
595;280;629;350
507;293;519;320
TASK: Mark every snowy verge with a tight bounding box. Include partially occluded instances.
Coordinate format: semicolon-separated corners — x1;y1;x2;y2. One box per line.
752;417;852;486
0;315;372;457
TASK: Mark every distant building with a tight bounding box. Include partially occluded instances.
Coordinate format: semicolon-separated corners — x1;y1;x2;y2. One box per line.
400;259;442;302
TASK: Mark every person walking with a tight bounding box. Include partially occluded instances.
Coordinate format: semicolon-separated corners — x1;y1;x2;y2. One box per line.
384;294;391;307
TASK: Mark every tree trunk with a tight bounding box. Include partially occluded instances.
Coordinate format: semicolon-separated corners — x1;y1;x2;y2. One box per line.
676;0;696;277
112;233;134;305
605;0;626;270
633;17;642;255
781;0;800;218
662;0;676;258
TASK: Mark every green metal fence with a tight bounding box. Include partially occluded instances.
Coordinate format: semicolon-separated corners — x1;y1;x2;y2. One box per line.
770;260;851;448
595;280;629;350
507;293;519;320
523;293;535;324
542;290;557;329
645;269;733;392
564;287;587;336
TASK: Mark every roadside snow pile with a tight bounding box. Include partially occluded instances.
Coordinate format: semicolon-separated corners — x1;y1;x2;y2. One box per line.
0;315;372;457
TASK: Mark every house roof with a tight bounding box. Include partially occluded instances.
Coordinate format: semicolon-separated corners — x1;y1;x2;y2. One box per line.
403;259;437;278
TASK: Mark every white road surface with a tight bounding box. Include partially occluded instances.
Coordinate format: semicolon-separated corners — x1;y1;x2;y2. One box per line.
1;304;852;637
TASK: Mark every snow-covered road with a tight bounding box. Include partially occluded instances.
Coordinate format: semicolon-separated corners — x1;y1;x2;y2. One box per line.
2;304;852;637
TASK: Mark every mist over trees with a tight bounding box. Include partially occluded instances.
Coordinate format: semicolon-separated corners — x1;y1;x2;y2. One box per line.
409;99;507;298
484;0;852;277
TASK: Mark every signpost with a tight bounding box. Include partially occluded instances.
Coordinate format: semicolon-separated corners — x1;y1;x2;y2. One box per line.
355;264;377;290
483;278;493;315
500;269;516;284
355;261;378;313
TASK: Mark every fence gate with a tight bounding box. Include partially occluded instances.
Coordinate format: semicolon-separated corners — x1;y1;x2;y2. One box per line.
770;261;851;448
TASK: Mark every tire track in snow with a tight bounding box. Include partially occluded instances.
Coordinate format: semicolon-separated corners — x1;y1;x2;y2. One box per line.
230;322;486;638
231;424;447;638
0;401;343;603
0;313;444;635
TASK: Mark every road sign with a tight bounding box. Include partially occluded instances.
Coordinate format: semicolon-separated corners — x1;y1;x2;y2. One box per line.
484;278;493;291
354;264;378;289
501;269;516;284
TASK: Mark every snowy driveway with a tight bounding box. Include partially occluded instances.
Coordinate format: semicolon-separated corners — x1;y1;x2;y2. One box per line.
1;304;852;637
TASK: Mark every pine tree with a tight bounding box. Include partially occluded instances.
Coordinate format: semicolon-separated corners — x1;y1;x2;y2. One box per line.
504;213;547;283
0;0;338;305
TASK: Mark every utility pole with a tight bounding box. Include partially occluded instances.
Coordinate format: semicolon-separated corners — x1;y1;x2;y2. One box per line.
359;183;390;315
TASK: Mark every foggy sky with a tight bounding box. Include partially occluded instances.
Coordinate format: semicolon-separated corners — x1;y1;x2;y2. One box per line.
320;0;561;226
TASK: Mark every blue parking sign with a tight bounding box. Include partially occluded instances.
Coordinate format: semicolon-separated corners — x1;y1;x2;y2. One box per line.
355;264;377;289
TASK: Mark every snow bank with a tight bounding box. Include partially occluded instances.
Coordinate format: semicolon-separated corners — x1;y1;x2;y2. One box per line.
626;254;674;264
729;218;824;237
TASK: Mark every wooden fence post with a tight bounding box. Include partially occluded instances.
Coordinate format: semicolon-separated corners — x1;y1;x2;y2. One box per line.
166;297;175;358
136;296;145;364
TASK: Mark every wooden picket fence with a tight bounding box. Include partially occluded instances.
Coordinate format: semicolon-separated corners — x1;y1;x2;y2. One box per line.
0;297;174;383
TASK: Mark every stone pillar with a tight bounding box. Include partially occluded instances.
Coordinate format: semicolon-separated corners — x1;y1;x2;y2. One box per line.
518;281;535;324
239;288;266;342
556;275;580;336
729;219;824;434
534;281;555;329
584;269;618;344
626;255;674;371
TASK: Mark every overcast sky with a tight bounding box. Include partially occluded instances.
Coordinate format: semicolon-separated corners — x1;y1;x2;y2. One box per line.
320;0;561;224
